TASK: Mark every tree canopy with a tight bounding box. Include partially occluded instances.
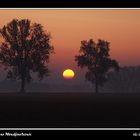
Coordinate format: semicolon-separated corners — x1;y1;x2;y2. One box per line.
0;19;54;92
75;39;119;93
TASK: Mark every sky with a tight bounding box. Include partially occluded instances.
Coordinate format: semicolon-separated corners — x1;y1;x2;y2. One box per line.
0;9;140;86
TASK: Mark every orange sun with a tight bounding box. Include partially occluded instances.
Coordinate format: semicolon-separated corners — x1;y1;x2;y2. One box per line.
63;69;75;79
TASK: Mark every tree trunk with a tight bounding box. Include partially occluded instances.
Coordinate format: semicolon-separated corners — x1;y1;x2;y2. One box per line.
95;79;98;93
20;61;26;93
20;75;25;93
95;73;98;93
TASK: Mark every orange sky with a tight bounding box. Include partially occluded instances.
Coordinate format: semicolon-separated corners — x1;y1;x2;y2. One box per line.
0;9;140;73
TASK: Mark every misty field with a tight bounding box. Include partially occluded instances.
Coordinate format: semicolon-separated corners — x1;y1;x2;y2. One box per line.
0;92;140;128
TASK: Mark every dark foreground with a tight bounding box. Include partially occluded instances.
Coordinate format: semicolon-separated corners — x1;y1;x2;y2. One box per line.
0;92;140;128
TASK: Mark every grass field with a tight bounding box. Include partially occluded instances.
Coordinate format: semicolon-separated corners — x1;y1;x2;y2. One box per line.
0;92;140;128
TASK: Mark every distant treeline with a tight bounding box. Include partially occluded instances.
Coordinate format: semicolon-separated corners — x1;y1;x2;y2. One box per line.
105;66;140;92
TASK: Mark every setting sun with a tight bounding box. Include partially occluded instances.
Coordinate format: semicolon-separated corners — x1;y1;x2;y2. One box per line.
63;69;75;79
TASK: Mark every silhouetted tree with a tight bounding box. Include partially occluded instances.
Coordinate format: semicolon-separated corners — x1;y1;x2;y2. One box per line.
75;39;119;93
0;19;54;93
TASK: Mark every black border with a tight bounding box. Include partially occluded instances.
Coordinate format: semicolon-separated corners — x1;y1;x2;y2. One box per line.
0;0;140;138
0;1;140;8
0;130;137;138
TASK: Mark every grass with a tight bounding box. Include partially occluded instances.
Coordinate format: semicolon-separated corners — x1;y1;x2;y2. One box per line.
0;92;140;128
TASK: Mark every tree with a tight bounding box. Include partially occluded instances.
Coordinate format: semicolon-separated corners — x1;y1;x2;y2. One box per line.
75;39;119;93
0;19;54;93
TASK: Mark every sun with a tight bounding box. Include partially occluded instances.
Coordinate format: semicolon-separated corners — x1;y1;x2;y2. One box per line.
63;69;75;79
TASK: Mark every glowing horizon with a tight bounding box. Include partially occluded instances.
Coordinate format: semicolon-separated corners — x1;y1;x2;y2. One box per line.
0;9;140;74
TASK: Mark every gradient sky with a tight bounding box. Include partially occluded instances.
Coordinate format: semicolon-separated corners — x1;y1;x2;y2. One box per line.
0;9;140;83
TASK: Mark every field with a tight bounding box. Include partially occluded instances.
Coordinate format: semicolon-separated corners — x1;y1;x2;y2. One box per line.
0;92;140;128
